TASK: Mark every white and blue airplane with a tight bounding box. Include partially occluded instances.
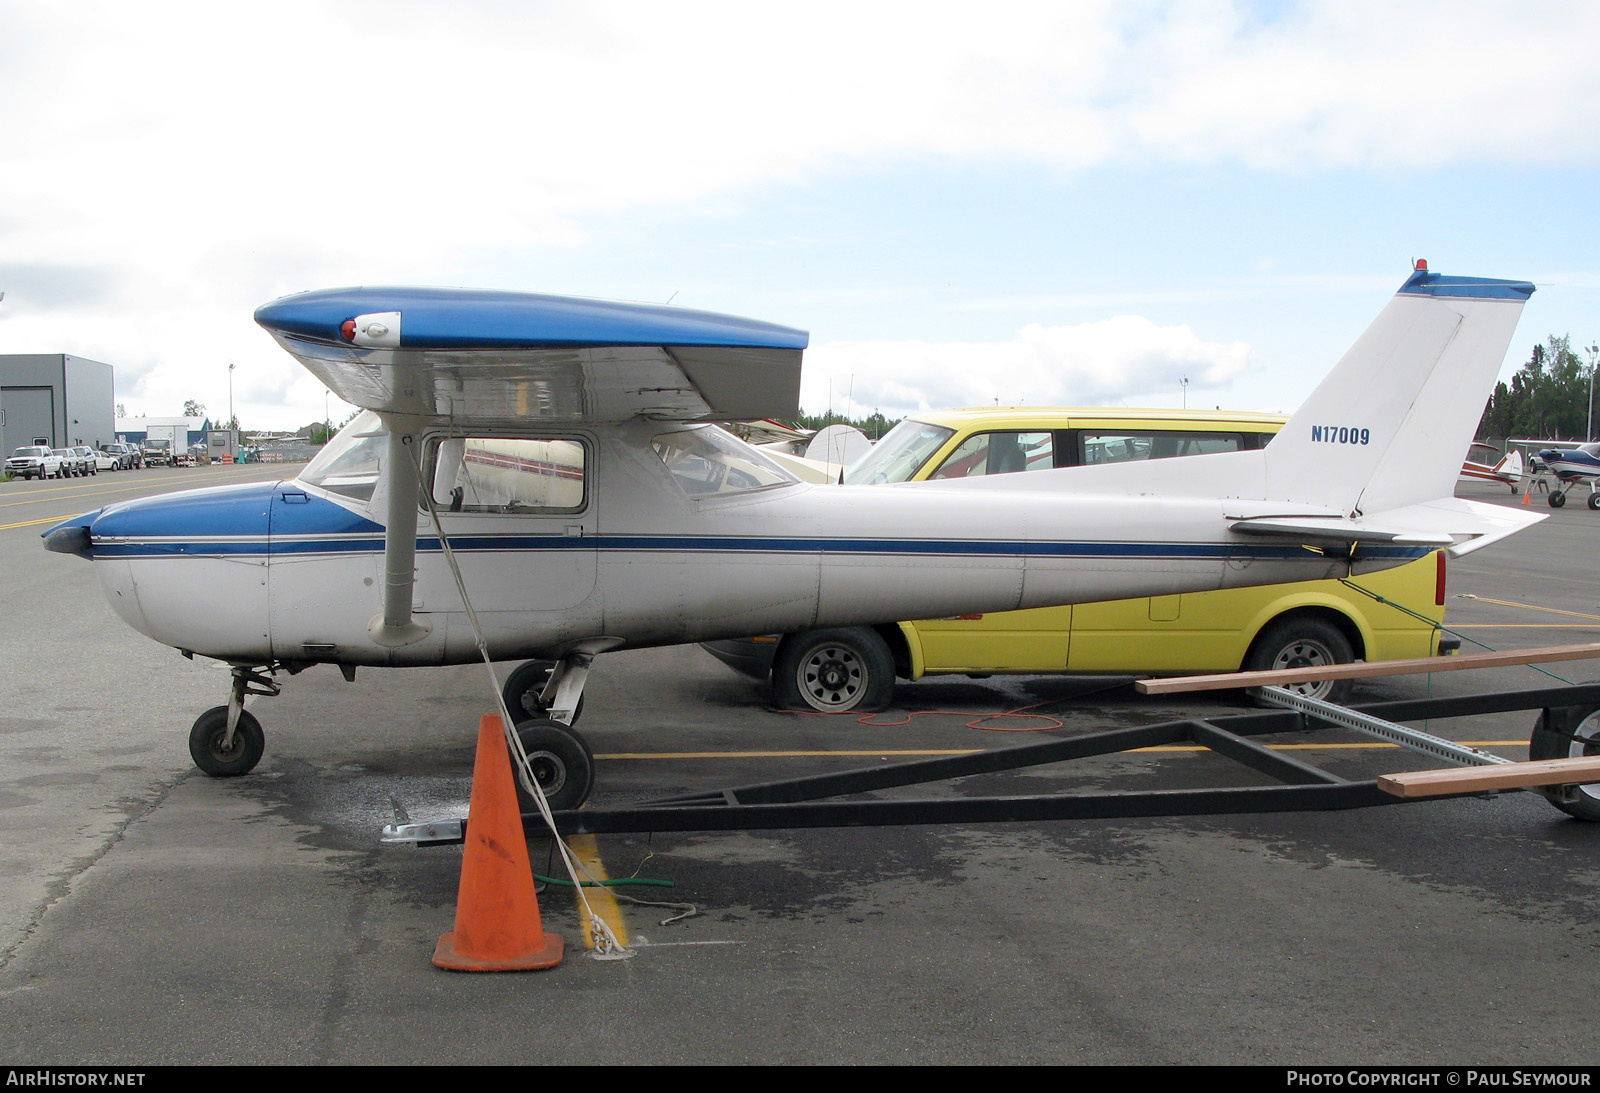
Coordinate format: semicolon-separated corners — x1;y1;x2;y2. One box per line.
1536;443;1600;509
44;263;1540;808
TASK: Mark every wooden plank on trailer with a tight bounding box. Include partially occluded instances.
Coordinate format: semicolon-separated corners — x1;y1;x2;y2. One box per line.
1377;756;1600;798
1135;643;1600;695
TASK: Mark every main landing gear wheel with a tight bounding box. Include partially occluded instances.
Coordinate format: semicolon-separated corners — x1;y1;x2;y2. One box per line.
1530;709;1600;822
1243;617;1355;706
773;627;896;713
510;719;595;813
189;707;266;777
502;659;586;724
1549;491;1567;508
1587;493;1600;511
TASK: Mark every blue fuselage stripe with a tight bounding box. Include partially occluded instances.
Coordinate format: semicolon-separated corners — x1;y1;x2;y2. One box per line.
87;534;1430;563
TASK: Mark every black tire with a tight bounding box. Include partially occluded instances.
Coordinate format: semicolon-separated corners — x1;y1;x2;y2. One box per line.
188;706;266;777
1243;617;1355;705
772;627;896;713
1530;709;1600;821
509;719;595;812
501;659;585;724
1550;491;1566;508
1587;493;1600;511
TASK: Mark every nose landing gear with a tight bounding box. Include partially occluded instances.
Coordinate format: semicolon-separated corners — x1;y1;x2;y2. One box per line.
188;664;290;777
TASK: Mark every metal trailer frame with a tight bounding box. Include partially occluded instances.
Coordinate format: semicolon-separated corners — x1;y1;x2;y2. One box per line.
382;682;1600;846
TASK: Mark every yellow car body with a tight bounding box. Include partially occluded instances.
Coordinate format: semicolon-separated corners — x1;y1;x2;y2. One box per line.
706;406;1452;711
875;407;1449;685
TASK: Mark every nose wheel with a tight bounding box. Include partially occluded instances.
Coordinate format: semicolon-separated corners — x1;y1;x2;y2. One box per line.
188;664;286;777
189;707;266;776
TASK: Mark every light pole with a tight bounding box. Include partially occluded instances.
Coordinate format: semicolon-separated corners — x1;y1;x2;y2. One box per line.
1181;376;1189;409
1588;345;1598;442
227;362;236;433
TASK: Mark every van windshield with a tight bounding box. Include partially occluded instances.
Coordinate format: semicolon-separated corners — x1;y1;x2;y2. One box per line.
843;419;954;484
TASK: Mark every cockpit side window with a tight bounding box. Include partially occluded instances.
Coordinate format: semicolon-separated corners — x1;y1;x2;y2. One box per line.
429;436;587;514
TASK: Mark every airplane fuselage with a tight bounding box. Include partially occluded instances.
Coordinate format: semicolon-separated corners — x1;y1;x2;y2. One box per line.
72;418;1418;669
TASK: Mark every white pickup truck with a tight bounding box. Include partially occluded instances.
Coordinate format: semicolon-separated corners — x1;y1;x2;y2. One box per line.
6;446;66;480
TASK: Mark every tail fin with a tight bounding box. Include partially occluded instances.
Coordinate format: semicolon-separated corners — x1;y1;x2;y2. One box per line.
1261;265;1534;517
1496;448;1526;488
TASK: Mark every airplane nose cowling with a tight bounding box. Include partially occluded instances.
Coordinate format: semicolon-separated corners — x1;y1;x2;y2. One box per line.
60;481;279;660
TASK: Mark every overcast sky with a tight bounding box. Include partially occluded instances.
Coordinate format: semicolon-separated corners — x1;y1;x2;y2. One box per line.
1;1;1596;431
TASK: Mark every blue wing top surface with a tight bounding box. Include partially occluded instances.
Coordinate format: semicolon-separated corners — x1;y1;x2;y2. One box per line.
254;287;809;351
253;287;810;425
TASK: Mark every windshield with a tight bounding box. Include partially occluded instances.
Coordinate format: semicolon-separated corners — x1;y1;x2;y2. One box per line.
299;411;384;502
843;419;954;484
651;425;797;497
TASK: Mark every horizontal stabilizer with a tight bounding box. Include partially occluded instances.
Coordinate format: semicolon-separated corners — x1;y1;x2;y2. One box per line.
1231;497;1544;558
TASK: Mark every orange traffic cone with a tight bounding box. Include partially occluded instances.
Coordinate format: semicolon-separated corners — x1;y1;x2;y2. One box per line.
1523;489;1532;505
433;714;564;972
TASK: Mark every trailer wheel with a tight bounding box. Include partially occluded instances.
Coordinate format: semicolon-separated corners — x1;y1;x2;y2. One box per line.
189;707;265;777
1243;617;1354;705
510;719;595;812
1530;710;1600;822
773;627;896;713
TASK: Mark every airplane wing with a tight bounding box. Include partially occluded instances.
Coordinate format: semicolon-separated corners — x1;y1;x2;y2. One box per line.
254;287;809;425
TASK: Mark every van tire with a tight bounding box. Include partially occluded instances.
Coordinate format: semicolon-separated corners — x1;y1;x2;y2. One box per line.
1243;617;1355;705
773;627;896;713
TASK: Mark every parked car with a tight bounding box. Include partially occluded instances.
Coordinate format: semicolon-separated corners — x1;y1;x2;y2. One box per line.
703;407;1456;710
52;448;83;477
70;446;104;475
6;445;65;480
100;442;139;469
82;446;118;472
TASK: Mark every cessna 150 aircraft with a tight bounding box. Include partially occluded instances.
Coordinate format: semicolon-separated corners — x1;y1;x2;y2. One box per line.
45;263;1540;809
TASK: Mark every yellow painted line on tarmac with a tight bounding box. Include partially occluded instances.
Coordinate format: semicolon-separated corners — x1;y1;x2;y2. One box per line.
0;514;80;531
565;834;629;950
1457;595;1600;621
1449;624;1600;630
0;466;282;508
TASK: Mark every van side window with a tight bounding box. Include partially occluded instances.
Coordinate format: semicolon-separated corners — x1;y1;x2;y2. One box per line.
930;431;1054;479
1078;431;1244;465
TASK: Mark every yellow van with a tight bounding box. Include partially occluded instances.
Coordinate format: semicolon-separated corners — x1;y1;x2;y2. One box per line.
705;407;1453;710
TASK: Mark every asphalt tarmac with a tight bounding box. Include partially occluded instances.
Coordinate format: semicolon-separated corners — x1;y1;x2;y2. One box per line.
1;467;1597;1065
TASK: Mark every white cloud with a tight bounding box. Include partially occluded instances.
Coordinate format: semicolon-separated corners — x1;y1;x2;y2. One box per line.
0;1;1592;426
802;315;1252;417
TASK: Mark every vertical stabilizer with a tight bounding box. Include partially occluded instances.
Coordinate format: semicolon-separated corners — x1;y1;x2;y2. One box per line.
1262;265;1534;517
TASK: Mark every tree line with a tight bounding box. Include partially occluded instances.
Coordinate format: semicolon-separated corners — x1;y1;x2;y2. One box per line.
1477;335;1599;445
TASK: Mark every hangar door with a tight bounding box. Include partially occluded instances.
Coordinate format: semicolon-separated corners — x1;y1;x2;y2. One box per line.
1;387;55;451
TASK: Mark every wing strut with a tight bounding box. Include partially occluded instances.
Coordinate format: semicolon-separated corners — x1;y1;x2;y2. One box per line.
368;418;433;648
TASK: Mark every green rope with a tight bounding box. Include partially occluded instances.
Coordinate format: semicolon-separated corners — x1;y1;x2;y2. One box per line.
534;874;676;889
1338;577;1577;686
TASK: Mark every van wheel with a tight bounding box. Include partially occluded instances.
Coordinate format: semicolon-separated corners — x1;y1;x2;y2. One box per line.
773;628;896;713
1243;618;1354;705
